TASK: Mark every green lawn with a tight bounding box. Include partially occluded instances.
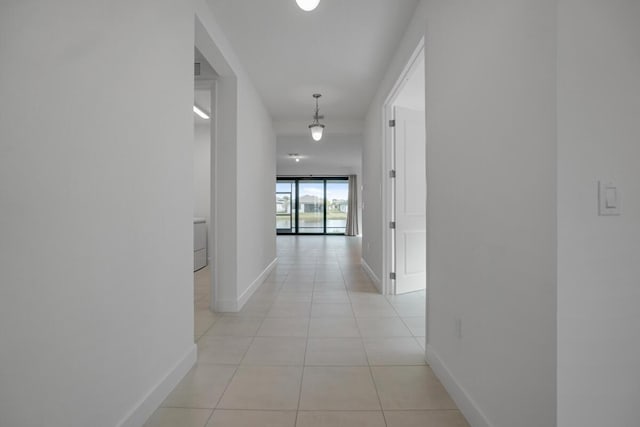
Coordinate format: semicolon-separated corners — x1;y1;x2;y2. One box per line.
298;211;347;220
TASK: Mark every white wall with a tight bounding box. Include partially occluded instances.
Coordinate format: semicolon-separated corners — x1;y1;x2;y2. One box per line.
362;116;384;281
194;1;277;311
363;1;557;426
193;123;211;221
236;81;277;301
424;2;557;426
557;1;640;426
0;2;195;427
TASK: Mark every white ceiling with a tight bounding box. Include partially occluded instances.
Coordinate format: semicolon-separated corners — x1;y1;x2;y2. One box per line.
206;0;419;126
277;134;363;175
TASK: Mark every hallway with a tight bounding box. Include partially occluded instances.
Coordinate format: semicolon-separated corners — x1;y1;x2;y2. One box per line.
145;237;468;427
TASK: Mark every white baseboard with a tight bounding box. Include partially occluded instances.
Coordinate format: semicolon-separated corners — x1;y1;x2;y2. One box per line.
117;343;197;427
426;345;492;427
237;257;278;310
215;257;278;312
361;258;382;292
215;298;239;312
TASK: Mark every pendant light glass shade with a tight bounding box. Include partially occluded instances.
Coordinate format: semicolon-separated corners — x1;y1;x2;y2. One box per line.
309;124;324;141
296;0;320;12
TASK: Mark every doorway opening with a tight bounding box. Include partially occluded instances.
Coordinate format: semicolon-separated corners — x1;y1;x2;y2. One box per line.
382;40;426;296
193;46;217;339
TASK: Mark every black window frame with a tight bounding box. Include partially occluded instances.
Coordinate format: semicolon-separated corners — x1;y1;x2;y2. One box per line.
276;176;349;235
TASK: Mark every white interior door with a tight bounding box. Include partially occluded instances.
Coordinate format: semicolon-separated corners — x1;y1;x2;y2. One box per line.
394;106;426;294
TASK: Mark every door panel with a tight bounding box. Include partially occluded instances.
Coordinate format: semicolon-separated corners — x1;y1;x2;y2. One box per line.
394;106;426;294
326;181;348;234
298;180;325;234
276;181;295;233
403;231;426;274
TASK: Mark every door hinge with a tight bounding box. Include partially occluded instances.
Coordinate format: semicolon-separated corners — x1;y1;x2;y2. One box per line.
389;169;396;178
389;119;396;127
390;272;396;280
389;221;396;229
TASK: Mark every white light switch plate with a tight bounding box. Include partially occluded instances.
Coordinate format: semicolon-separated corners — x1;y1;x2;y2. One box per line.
599;181;621;216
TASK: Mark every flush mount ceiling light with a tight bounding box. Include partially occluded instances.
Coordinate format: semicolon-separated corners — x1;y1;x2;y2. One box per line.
308;93;325;142
193;105;210;119
296;0;320;12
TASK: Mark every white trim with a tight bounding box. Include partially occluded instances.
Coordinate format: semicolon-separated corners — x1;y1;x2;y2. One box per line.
195;11;240;316
381;103;393;296
215;298;239;312
381;37;425;296
237;257;278;309
426;345;492;427
208;79;218;312
215;257;278;312
361;258;382;293
382;37;426;107
116;344;197;427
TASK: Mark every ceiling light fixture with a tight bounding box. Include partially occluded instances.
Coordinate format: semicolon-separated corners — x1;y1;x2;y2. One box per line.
288;153;302;162
308;93;325;142
296;0;320;12
193;105;210;119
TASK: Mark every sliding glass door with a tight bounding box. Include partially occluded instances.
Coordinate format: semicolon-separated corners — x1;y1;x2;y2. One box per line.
298;180;324;233
276;180;295;233
326;181;349;234
276;177;348;235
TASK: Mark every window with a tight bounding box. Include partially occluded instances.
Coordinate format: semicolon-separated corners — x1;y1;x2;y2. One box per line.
276;177;349;235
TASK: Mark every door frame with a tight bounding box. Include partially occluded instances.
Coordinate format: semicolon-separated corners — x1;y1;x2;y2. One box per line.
381;38;425;296
195;15;237;312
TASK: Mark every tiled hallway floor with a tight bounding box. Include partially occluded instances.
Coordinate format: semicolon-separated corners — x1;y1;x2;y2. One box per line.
145;236;469;427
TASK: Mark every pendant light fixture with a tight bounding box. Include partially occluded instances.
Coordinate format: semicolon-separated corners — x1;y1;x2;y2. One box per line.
296;0;320;12
308;93;325;142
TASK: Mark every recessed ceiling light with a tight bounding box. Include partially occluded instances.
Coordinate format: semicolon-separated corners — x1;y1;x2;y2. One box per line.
296;0;320;12
193;105;210;119
288;153;302;162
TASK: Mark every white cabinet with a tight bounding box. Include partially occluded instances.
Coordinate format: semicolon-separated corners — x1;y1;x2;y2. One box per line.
194;218;207;271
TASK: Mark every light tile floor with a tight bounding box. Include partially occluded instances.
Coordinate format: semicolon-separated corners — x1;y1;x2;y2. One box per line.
145;236;469;427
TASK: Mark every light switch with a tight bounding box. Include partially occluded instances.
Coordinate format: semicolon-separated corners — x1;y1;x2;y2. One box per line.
599;181;621;216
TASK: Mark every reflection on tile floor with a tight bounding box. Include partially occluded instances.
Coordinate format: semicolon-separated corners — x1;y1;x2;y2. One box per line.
145;236;468;427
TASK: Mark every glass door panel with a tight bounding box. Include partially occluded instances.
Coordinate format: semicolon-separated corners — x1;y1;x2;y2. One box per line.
326;181;349;234
298;181;325;233
276;181;295;233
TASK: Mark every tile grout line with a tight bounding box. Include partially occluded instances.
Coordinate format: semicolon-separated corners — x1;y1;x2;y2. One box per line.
208;284;278;414
339;253;377;425
294;257;320;426
187;237;415;426
344;256;389;427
